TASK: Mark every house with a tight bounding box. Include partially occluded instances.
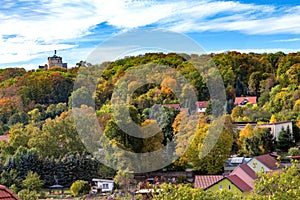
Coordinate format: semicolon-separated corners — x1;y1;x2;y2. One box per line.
234;97;257;106
194;174;252;195
230;163;257;189
205;175;252;195
224;157;251;175
194;175;223;189
260;121;293;140
195;101;208;113
179;108;189;115
247;154;282;174
163;104;181;110
0;185;20;200
0;135;8;142
233;121;293;140
91;178;114;193
194;154;284;195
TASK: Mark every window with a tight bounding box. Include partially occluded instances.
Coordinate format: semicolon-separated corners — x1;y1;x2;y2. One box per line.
102;183;109;189
219;185;222;190
228;185;231;190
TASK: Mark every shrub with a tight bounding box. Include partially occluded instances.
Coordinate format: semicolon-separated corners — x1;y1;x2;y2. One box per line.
70;180;91;197
288;147;300;156
18;189;38;200
22;171;43;192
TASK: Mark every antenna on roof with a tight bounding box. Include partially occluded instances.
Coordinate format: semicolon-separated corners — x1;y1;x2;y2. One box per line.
54;50;57;55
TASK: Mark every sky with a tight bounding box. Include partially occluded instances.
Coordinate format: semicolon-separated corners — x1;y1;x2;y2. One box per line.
1;0;300;70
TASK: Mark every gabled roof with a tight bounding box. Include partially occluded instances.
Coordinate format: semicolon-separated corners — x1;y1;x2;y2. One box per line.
237;164;258;179
254;154;280;170
0;185;20;200
194;175;223;189
196;101;208;108
291;155;300;160
92;178;114;183
0;135;8;142
163;104;181;109
227;175;252;192
179;108;189;114
204;175;252;193
234;96;257;105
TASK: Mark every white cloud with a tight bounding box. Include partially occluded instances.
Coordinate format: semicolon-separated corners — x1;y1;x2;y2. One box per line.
1;0;300;67
273;38;300;42
0;37;77;64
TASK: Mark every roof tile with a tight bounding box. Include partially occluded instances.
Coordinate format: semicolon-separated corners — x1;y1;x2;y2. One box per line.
0;185;20;200
227;175;252;192
255;154;280;170
194;175;223;189
234;96;257;105
238;164;258;179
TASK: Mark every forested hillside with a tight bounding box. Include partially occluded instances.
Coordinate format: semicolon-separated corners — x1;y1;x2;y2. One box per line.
0;51;299;190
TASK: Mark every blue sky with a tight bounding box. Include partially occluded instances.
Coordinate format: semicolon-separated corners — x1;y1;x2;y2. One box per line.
1;0;300;70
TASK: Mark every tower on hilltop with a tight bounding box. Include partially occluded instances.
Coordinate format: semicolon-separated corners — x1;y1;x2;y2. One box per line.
39;50;67;70
48;50;67;69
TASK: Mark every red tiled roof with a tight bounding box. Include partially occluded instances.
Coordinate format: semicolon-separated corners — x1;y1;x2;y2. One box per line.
194;175;223;189
227;175;252;192
255;154;280;170
196;101;208;108
163;104;181;109
267;121;292;125
179;108;189;113
0;135;8;142
234;96;257;105
291;156;300;160
0;185;20;200
239;164;258;179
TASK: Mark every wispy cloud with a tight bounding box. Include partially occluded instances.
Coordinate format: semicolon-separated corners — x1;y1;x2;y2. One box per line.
1;0;300;67
273;38;300;42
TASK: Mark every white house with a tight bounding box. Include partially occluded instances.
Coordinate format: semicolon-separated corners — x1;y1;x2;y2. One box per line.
247;154;282;174
259;121;293;141
91;178;114;193
234;121;293;141
196;101;208;113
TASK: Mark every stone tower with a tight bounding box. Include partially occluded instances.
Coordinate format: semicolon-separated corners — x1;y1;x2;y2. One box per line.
47;50;67;69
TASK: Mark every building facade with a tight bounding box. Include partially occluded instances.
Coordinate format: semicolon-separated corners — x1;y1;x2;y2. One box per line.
39;50;67;70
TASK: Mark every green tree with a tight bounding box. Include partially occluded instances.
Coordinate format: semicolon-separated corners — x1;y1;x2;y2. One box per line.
18;189;38;200
28;112;85;158
183;118;234;174
70;180;91;197
248;71;263;96
153;183;243;200
253;161;300;199
114;169;134;194
22;171;43;192
8;112;29;126
0;169;21;189
288;147;300;156
277;126;294;152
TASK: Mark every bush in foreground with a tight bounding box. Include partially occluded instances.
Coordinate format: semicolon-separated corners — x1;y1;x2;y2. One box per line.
70;180;91;197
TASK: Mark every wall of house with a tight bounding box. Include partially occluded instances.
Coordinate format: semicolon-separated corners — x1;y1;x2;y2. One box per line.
101;182;114;192
274;122;293;140
260;122;293;140
207;179;242;195
197;108;206;113
247;158;270;173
